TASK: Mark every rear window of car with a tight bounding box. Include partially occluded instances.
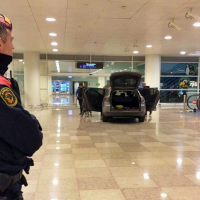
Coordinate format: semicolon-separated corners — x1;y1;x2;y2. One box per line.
114;78;137;87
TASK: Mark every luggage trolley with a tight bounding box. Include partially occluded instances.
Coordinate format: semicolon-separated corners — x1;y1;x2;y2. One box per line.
81;88;92;117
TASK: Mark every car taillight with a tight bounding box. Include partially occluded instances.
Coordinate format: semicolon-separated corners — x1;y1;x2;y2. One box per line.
106;98;110;103
141;98;145;103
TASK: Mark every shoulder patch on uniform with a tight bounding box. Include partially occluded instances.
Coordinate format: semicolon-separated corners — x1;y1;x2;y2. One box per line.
0;87;17;107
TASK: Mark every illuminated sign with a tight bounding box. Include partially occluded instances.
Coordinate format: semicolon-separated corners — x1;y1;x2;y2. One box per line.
76;62;104;69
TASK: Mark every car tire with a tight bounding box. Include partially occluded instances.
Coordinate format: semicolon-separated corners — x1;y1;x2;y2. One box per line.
139;116;145;122
102;115;108;122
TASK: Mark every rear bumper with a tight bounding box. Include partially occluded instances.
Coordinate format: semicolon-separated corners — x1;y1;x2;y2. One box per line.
103;110;145;117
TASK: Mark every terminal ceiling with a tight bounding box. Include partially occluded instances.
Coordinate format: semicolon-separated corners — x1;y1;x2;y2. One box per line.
1;0;200;56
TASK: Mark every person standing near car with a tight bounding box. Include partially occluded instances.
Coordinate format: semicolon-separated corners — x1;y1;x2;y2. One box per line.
0;14;43;200
76;83;85;115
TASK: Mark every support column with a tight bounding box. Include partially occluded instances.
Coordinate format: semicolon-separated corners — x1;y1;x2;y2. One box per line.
98;77;106;88
48;76;52;97
24;52;40;106
145;55;161;89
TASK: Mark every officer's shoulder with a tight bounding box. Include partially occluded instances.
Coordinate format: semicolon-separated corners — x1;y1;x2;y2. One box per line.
0;85;18;107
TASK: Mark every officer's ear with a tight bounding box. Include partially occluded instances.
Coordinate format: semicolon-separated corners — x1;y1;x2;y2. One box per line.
0;37;3;53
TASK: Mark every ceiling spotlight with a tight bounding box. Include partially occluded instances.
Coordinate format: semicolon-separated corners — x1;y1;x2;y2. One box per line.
165;36;172;39
53;49;58;52
146;45;152;48
193;22;200;27
180;51;186;55
133;51;139;54
19;59;23;62
185;9;200;21
51;42;58;46
46;18;56;22
49;33;57;37
55;60;59;63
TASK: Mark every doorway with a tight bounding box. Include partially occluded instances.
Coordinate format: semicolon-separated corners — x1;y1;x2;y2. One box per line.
73;81;88;95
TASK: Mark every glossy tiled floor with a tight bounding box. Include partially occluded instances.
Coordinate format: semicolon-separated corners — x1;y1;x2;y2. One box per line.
22;104;200;200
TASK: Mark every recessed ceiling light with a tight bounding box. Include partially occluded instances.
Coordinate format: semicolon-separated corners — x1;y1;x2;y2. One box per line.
51;42;58;46
165;36;172;40
49;33;57;37
53;49;58;52
55;60;59;63
193;22;200;27
19;59;23;62
180;51;186;55
46;18;56;22
133;51;139;54
146;45;152;48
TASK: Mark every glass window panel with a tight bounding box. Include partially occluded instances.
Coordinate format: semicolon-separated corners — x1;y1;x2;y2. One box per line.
161;63;198;75
160;90;198;103
160;77;198;89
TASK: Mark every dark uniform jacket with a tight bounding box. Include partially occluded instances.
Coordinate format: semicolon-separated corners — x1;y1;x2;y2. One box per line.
0;75;43;175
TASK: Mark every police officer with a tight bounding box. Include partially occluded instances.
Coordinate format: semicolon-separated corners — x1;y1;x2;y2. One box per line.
76;83;85;115
0;14;43;200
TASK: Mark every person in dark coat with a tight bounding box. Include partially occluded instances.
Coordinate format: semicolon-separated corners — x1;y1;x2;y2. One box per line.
76;83;86;115
0;14;43;200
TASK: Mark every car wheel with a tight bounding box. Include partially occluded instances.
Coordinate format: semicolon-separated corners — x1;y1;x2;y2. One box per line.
102;115;108;122
139;116;145;122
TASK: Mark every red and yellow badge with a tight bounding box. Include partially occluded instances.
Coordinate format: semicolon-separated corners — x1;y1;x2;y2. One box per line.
0;87;17;107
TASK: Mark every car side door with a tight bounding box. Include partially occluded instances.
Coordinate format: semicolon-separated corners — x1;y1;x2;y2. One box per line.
83;88;105;112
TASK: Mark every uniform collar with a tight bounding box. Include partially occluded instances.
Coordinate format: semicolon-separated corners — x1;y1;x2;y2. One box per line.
0;76;11;88
0;53;12;75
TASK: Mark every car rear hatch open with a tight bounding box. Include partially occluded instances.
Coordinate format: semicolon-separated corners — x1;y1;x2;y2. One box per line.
110;72;142;90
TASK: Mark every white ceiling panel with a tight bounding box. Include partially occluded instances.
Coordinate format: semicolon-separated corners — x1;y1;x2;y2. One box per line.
0;0;197;56
28;0;68;8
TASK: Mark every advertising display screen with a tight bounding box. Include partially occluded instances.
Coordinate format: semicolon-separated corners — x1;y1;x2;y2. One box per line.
76;62;104;69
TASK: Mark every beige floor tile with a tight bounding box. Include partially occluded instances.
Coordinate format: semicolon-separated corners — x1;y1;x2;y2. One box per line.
46;144;72;149
141;166;179;175
176;165;200;174
75;160;106;168
140;142;167;147
134;158;168;166
150;174;196;187
79;189;126;200
89;133;108;136
23;193;35;200
71;143;95;148
104;159;135;167
122;188;171;200
126;132;146;136
121;146;150;152
76;168;112;178
101;152;131;159
37;179;78;192
161;157;197;166
95;143;120;148
90;136;115;143
41;160;74;170
22;180;38;193
170;146;200;151
73;153;102;160
98;147;125;154
111;135;137;143
70;136;91;140
34;191;80;200
43;154;73;161
72;148;99;154
109;167;144;177
127;152;158;159
39;169;76;179
78;177;119;190
162;186;200;200
114;176;158;189
184;174;200;186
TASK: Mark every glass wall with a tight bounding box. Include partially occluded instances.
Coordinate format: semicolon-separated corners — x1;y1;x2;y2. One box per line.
160;63;199;103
